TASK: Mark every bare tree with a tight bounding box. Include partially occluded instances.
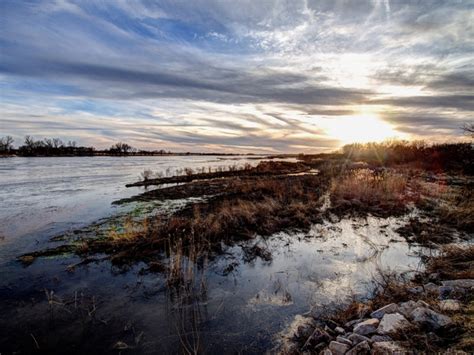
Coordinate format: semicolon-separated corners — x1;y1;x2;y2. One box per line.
463;123;474;137
0;136;14;152
109;142;134;155
53;138;63;148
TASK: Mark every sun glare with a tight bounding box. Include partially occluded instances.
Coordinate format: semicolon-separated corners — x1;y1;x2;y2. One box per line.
322;115;403;144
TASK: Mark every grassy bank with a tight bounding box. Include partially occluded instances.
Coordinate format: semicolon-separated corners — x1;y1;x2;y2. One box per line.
21;142;473;267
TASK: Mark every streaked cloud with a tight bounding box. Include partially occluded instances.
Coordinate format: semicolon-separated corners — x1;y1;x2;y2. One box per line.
1;0;472;152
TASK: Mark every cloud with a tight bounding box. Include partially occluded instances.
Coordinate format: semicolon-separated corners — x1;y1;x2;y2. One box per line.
0;0;472;152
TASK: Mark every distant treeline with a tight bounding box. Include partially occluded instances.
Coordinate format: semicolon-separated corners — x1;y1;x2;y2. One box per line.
0;136;251;157
341;140;473;173
296;140;473;174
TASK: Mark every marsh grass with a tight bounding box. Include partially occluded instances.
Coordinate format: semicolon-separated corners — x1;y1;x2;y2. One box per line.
329;168;411;217
436;186;474;231
426;245;474;280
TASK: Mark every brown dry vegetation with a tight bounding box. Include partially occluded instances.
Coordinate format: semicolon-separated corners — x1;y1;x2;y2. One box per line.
329;168;414;217
21;142;473;269
426;245;474;280
341;141;473;173
23;172;330;267
127;160;310;187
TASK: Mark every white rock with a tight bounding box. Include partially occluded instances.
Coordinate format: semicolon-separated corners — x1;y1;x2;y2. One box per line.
370;303;398;319
346;340;370;355
410;307;453;330
353;319;379;335
320;349;333;355
439;299;461;311
377;313;411;335
441;279;474;289
335;326;345;334
329;340;351;355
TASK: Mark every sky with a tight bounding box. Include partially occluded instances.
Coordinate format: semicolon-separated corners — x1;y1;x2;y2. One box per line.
1;0;473;153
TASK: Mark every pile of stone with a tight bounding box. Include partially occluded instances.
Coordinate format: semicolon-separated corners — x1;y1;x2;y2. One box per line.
297;301;453;354
284;279;473;354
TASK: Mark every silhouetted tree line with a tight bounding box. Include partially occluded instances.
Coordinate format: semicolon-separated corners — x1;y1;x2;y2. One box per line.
342;140;473;173
0;136;233;157
6;136;95;156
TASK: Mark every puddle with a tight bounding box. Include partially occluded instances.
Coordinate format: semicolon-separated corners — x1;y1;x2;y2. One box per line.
0;213;427;353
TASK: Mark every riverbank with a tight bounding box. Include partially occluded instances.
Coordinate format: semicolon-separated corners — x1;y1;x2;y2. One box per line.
280;245;473;354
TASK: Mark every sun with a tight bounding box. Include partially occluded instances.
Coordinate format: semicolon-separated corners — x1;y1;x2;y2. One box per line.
322;114;403;144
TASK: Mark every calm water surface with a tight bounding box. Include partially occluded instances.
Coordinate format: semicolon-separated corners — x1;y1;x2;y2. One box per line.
0;156;271;261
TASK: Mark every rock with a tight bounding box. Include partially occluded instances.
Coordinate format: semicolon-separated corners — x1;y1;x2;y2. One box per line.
370;303;398;319
320;349;333;355
371;341;409;354
345;319;364;329
377;313;411;335
353;319;379;335
438;285;455;299
441;279;474;289
414;300;430;309
329;341;351;355
439;299;461;311
113;341;129;350
423;283;439;293
408;286;423;295
410;307;453;330
335;326;345;334
348;333;370;345
371;335;393;343
326;319;340;330
346;340;370;355
336;336;352;346
398;300;417;318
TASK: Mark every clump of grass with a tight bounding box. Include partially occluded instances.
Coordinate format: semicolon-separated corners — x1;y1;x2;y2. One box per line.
437;186;474;232
329;169;411;217
426;245;474;280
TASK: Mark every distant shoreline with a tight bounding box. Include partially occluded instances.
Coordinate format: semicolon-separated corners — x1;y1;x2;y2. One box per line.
0;152;276;158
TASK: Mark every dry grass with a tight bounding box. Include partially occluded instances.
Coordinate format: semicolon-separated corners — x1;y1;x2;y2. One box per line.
329;169;411;216
437;186;474;231
53;174;329;267
426;245;474;280
341;141;473;173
